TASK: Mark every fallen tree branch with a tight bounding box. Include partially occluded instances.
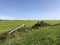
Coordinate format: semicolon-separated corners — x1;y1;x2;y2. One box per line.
8;24;26;34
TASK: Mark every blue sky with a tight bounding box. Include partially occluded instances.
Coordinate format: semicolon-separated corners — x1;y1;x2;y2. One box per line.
0;0;60;20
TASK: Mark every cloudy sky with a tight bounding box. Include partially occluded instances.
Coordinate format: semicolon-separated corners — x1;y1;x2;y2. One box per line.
0;0;60;20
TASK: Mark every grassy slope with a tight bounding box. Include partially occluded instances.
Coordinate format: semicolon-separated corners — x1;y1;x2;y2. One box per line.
0;20;60;45
1;26;60;45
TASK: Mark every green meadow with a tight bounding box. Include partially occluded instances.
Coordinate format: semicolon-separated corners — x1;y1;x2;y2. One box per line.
0;20;60;45
0;20;37;34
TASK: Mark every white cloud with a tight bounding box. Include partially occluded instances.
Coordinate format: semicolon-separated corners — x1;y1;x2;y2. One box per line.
0;15;19;20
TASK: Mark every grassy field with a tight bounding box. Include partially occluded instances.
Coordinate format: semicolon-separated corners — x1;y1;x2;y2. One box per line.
0;20;60;45
0;20;37;34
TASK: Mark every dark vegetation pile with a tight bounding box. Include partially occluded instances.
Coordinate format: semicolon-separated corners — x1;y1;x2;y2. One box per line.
32;21;51;29
32;21;60;29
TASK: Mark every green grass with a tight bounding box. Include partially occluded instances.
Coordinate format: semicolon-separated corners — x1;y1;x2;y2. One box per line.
0;20;37;34
0;26;60;45
0;20;60;45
